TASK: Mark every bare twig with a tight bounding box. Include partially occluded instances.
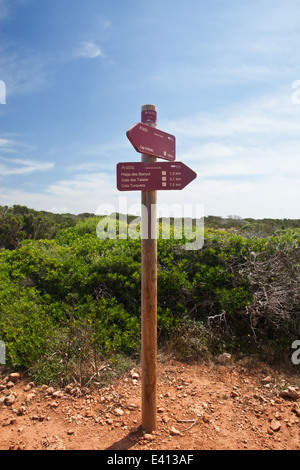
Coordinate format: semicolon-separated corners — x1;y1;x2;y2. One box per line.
177;419;197;432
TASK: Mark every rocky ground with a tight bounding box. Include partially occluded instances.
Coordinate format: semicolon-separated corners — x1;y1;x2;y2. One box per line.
0;357;299;451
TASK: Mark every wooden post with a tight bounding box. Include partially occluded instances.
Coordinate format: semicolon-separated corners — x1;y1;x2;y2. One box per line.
141;104;157;432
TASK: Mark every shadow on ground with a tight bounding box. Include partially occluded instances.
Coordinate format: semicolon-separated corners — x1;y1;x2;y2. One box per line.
105;426;144;450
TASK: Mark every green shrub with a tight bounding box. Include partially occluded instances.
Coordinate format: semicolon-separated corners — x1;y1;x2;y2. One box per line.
1;211;299;381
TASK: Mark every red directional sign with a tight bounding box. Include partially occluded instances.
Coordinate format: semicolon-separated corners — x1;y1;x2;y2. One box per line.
117;162;196;191
127;123;176;161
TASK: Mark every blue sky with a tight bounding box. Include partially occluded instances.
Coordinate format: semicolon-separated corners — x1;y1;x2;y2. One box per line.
1;0;300;219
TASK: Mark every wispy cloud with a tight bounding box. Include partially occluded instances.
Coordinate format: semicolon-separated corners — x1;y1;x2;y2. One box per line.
46;172;114;200
0;3;110;100
67;162;115;173
155;86;300;218
0;138;16;152
0;38;105;99
0;42;54;97
0;171;120;215
165;88;300;141
0;136;34;153
73;41;105;59
0;157;54;176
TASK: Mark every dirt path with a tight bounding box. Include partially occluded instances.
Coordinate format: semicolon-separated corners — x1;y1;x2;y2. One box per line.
0;359;299;451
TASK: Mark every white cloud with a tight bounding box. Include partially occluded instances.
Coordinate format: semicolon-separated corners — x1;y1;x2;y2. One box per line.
71;140;128;157
67;162;116;173
45;171;118;213
0;138;13;151
156;87;300;219
0;171;119;214
0;136;35;153
1;82;299;220
0;137;53;176
0;157;298;219
0;157;54;176
163;89;300;177
165;91;300;142
0;37;103;101
74;41;104;59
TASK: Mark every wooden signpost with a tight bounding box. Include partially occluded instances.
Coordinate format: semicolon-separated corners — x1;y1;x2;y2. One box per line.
140;104;158;433
117;104;197;433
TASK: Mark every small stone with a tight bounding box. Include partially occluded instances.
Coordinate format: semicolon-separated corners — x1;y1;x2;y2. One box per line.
4;394;15;406
46;387;55;395
25;393;36;403
17;406;26;416
292;403;300;417
279;387;299;400
128;403;138;410
130;370;140;380
170;426;181;436
50;401;59;408
253;394;267;403
52;390;64;398
115;408;124;416
261;376;272;384
270;420;281;432
3;417;17;427
67;429;75;435
9;373;20;383
31;415;39;421
216;353;231;364
144;433;155;441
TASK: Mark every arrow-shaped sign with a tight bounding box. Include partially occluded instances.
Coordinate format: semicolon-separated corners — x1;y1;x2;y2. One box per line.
127;122;176;161
117;161;196;191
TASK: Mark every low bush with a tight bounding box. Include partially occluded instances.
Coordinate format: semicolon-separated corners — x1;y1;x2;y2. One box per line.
0;211;299;384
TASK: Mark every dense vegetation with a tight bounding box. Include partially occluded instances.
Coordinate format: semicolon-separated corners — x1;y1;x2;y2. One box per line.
0;205;299;385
